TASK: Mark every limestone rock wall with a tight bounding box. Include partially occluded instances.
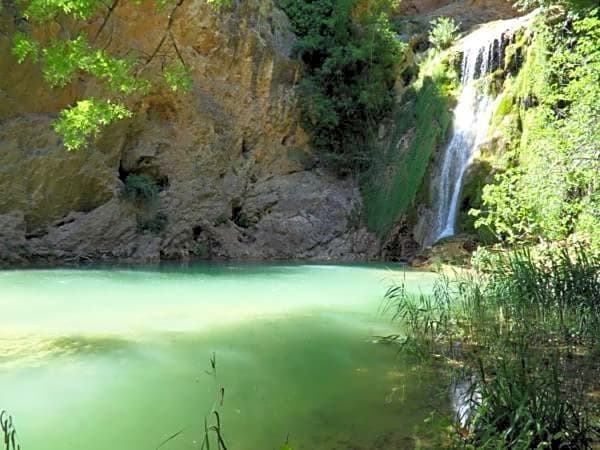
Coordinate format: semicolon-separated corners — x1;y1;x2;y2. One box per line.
0;0;378;264
397;0;520;27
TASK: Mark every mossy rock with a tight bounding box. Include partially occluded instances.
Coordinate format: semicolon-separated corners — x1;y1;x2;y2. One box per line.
457;158;494;234
492;91;516;127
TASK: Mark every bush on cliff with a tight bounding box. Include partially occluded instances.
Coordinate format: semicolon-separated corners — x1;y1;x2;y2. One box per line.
279;0;406;175
428;16;460;51
122;174;160;203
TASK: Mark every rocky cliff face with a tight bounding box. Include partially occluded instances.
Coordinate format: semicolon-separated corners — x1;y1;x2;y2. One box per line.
0;0;528;265
397;0;519;26
0;0;378;264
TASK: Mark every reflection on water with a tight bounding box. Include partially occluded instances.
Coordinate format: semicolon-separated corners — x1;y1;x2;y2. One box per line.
0;264;440;449
0;335;132;369
451;378;481;427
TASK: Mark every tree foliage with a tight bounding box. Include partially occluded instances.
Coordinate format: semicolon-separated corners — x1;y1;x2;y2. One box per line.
4;0;230;150
54;98;132;150
278;0;406;174
513;0;598;11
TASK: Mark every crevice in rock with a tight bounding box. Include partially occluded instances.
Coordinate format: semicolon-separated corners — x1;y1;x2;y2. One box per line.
460;196;471;213
25;230;46;240
258;201;277;220
156;175;170;190
118;160;169;192
381;219;420;262
231;205;246;228
231;198;253;228
53;215;78;228
241;139;249;155
192;225;203;240
237;231;256;244
118;161;131;183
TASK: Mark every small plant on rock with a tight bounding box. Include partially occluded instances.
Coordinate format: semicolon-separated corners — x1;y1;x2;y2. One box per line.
122;174;159;203
429;17;460;51
193;241;209;258
213;215;229;227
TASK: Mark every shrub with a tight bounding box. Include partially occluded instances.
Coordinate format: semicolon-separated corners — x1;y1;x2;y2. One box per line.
428;16;459;51
279;0;406;174
122;174;159;203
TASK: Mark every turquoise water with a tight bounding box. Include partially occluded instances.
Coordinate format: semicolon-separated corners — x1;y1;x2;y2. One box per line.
0;264;439;449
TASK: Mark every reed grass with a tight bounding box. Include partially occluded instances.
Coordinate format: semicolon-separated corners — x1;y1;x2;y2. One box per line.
0;411;20;450
385;245;600;448
157;352;228;450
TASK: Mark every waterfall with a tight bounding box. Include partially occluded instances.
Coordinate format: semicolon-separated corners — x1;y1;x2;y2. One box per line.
429;17;532;244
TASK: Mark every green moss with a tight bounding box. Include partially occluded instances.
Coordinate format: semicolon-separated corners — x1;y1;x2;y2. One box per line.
503;28;528;74
514;23;551;103
491;91;516;128
487;84;521;162
361;54;457;238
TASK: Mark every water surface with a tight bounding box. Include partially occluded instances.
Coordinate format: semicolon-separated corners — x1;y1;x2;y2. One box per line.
0;263;439;449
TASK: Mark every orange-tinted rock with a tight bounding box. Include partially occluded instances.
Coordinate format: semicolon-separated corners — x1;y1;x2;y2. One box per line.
0;0;378;263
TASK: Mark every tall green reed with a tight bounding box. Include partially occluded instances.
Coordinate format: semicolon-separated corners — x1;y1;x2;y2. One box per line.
385;245;600;448
157;352;228;450
0;411;20;450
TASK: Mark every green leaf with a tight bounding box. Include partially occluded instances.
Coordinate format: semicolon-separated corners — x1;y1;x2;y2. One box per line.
12;32;39;63
53;98;132;151
163;60;192;92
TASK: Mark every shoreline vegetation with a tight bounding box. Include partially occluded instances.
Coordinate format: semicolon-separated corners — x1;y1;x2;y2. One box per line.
382;6;600;445
385;245;600;448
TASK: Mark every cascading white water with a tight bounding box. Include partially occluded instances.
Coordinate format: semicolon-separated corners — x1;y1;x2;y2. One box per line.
429;17;532;244
431;31;499;242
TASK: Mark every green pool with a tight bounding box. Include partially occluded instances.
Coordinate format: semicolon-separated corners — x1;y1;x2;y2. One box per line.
0;264;439;449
